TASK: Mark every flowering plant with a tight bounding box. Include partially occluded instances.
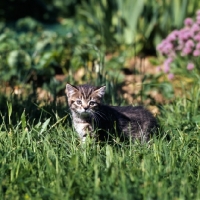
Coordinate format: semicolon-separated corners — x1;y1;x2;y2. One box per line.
157;10;200;80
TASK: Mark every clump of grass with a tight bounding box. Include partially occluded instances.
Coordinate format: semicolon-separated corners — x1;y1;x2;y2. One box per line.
0;85;199;199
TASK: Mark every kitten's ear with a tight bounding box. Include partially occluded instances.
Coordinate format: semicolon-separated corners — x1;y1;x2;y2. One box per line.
95;86;106;98
65;84;78;98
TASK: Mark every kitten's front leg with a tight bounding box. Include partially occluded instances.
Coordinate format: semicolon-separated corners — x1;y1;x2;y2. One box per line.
73;120;97;142
82;124;93;142
82;125;99;143
74;122;93;142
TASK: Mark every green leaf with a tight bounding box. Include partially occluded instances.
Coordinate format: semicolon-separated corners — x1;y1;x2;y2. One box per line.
7;50;31;69
7;101;12;125
40;118;51;134
21;110;26;130
106;145;113;168
192;115;200;123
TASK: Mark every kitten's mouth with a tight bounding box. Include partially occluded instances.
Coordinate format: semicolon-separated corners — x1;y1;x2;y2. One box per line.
80;111;90;118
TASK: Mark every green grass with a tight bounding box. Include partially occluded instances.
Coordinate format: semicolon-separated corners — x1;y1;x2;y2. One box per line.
0;89;200;200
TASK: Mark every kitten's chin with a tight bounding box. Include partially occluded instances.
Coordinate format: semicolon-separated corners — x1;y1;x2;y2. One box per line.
80;111;91;118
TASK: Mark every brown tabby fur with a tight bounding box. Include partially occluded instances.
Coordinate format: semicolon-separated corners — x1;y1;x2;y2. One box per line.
65;84;158;143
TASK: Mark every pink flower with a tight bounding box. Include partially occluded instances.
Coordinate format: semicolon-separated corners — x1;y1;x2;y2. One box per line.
163;58;173;73
197;16;200;24
156;43;164;51
172;30;180;36
168;51;176;58
156;40;171;55
193;49;200;56
191;23;200;34
163;66;169;73
168;73;174;80
181;47;192;56
179;29;192;41
176;40;184;50
194;34;200;42
163;65;170;73
187;62;195;70
184;18;193;27
161;42;174;55
185;39;195;48
196;10;200;16
167;32;177;42
156;12;200;78
165;57;173;64
196;42;200;49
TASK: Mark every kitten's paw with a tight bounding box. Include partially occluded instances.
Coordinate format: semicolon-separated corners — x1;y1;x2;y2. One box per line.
81;136;87;143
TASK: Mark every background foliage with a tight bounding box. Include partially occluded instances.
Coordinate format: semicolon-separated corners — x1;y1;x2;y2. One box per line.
0;0;199;104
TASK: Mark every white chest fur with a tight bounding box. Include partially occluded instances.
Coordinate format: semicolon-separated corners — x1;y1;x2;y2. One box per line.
73;121;93;139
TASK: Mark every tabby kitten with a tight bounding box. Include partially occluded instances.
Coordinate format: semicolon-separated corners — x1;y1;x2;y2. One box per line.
65;84;157;143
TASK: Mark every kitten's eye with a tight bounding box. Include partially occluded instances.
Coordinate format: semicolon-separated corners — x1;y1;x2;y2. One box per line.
76;100;82;105
89;101;96;106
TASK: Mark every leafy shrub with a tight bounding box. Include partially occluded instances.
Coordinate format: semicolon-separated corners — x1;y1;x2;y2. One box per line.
2;1;200;104
75;0;200;54
0;18;63;82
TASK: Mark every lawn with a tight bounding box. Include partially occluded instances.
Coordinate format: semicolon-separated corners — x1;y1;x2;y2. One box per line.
0;85;199;200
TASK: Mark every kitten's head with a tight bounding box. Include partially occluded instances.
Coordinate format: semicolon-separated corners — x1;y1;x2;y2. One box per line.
65;84;106;117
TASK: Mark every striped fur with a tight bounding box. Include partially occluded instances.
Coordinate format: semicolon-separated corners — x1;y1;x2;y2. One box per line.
65;84;158;143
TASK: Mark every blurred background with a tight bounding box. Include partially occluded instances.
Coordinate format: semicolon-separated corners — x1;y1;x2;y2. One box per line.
0;0;200;121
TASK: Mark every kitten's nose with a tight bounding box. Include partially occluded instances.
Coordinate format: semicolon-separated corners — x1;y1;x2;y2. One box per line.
83;106;89;111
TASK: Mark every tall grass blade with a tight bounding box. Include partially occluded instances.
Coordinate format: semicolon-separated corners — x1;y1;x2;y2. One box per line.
39;118;51;134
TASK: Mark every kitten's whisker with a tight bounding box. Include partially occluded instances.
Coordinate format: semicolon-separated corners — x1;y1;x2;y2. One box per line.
90;111;100;127
93;112;104;120
94;116;100;127
95;111;109;120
